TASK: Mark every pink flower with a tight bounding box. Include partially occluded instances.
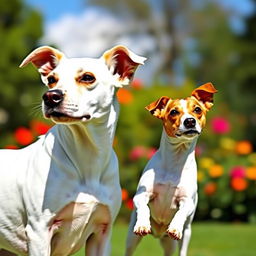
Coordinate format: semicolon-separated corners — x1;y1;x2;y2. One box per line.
195;145;204;157
129;146;146;161
230;166;246;179
211;117;231;134
146;147;157;159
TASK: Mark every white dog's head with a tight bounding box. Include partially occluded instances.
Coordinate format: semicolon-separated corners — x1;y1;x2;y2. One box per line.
20;46;145;124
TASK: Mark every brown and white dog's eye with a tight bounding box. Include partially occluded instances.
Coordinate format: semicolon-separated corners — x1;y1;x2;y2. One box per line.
194;106;202;114
47;76;57;85
80;73;96;84
170;109;180;117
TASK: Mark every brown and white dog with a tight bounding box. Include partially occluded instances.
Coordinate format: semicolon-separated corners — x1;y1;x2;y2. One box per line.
0;45;145;256
125;83;217;256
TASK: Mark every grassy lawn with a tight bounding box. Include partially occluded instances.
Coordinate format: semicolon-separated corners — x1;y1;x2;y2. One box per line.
74;221;256;256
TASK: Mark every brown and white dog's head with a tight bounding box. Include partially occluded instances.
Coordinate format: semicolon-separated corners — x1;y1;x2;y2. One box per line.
20;46;145;124
146;83;217;139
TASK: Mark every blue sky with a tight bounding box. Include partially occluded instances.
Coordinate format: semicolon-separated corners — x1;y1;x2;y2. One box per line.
25;0;254;24
25;0;85;23
24;0;255;84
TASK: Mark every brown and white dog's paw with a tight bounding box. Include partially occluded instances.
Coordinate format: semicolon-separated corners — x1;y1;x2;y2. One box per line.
133;222;152;236
166;226;182;240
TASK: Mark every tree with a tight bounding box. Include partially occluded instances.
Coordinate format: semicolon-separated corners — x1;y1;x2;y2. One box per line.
234;0;256;144
0;0;44;138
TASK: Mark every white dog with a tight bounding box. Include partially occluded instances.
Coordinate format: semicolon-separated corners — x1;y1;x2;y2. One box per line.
0;45;145;256
125;83;217;256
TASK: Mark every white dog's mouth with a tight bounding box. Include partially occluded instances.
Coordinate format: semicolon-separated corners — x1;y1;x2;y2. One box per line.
45;110;91;122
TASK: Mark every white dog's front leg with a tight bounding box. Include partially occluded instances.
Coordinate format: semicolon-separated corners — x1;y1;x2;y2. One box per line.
133;191;152;236
26;223;51;256
166;198;195;240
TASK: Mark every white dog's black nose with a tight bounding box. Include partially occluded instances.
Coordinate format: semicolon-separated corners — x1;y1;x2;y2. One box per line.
43;89;64;107
184;118;196;129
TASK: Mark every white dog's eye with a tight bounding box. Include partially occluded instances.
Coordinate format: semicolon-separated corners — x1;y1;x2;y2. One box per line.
80;73;96;84
47;76;58;87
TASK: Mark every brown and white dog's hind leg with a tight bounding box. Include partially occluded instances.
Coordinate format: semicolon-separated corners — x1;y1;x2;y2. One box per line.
159;236;177;256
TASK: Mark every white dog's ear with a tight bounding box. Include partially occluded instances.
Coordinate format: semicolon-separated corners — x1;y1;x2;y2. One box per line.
145;96;170;119
102;45;146;87
19;46;65;76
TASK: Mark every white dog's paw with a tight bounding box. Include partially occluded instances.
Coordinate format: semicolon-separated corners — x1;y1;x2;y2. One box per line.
166;226;182;240
133;222;151;236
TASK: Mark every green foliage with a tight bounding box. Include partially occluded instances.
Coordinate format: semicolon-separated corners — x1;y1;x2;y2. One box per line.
0;0;45;139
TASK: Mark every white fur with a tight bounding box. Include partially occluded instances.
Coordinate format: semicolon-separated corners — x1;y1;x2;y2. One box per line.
125;102;201;256
0;46;145;256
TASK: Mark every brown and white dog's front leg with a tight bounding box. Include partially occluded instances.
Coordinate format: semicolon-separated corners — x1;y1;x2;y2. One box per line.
125;191;152;256
133;191;152;236
166;197;195;241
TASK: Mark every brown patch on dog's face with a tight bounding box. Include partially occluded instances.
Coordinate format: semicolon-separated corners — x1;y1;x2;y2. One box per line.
161;99;184;137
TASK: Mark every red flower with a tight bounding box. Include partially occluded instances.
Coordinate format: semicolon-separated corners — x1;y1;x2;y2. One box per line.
131;78;143;90
14;127;34;146
125;198;134;210
231;177;248;191
4;144;18;149
204;182;217;196
211;117;230;134
30;120;52;135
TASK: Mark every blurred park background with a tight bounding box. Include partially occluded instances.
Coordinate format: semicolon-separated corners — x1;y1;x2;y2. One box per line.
0;0;256;247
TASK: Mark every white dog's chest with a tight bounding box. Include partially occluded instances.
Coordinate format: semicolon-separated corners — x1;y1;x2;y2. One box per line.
149;183;187;224
50;198;111;255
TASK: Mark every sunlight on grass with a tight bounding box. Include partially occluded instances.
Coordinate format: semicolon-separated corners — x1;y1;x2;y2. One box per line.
74;221;256;256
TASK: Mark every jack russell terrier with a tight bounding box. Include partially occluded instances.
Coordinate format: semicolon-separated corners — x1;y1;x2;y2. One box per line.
125;83;217;256
0;45;145;256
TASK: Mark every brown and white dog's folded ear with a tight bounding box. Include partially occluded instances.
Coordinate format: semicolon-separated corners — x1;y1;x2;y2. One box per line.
191;82;218;110
102;45;146;87
145;96;170;119
19;46;65;76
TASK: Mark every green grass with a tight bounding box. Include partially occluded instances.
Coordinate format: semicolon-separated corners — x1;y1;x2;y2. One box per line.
75;222;256;256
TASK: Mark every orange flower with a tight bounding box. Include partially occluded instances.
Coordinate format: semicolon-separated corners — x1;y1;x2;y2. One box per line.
112;136;118;147
246;166;256;180
116;88;133;104
14;127;34;146
204;182;217;196
231;178;248;191
235;140;253;155
208;164;223;178
121;189;129;201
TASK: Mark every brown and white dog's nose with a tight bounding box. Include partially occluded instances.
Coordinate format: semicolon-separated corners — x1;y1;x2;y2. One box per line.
184;118;196;129
43;89;64;107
